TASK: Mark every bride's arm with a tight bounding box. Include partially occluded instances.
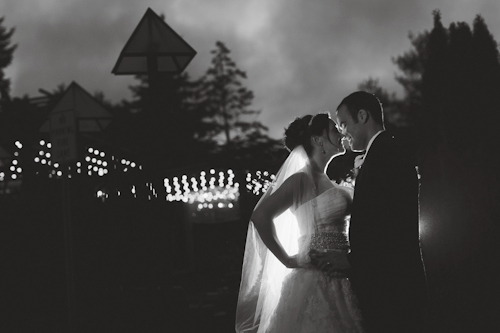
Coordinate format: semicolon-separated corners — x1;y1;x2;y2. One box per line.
251;173;302;268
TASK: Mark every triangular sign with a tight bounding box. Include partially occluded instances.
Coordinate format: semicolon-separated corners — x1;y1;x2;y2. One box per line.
40;82;113;133
112;8;197;75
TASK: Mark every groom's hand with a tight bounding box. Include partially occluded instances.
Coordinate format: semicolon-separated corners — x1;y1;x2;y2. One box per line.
313;250;351;277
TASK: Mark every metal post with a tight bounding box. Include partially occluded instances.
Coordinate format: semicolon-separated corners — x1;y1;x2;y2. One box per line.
62;170;75;331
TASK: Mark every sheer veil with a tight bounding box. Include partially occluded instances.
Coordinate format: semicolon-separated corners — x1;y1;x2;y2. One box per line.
235;145;318;333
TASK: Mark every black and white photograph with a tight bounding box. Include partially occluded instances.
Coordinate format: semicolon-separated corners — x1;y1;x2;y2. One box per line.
1;1;498;332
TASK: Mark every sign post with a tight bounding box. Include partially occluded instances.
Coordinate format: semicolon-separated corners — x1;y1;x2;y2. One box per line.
112;7;197;272
40;82;112;331
50;109;77;331
50;109;77;164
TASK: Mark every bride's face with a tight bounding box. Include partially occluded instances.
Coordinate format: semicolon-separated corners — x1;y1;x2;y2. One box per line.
324;119;345;157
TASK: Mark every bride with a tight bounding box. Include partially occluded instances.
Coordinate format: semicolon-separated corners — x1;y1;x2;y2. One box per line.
235;113;364;332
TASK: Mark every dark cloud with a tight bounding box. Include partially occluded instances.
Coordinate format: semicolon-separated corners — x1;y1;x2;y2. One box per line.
2;0;499;138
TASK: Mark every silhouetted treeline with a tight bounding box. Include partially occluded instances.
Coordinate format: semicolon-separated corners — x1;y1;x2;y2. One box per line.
360;11;500;332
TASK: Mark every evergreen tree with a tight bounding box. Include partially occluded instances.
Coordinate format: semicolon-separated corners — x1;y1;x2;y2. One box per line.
196;41;282;169
198;41;269;150
470;16;500;155
120;71;217;172
420;10;449;149
392;31;429;127
0;16;16;101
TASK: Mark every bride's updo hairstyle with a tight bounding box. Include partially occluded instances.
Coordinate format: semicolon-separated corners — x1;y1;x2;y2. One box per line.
283;113;331;155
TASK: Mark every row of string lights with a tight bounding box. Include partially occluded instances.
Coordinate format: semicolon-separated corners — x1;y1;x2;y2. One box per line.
101;169;276;210
1;140;277;209
0;141;23;186
33;140;139;178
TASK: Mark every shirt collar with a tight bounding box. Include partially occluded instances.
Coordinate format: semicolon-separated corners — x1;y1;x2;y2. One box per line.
364;130;384;158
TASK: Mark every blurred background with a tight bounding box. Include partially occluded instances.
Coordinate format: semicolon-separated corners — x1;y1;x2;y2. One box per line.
0;3;499;332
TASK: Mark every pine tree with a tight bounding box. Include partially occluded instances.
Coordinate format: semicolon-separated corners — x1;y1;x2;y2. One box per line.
0;17;16;101
392;31;429;127
470;15;500;155
198;41;268;150
121;71;217;171
420;10;449;149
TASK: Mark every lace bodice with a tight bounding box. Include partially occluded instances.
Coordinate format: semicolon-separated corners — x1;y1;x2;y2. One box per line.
313;185;352;233
296;184;353;252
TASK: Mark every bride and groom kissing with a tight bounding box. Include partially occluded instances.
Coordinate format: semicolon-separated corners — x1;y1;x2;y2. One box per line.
235;91;428;332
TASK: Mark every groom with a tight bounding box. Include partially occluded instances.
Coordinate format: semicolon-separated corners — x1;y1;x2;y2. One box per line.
316;91;428;332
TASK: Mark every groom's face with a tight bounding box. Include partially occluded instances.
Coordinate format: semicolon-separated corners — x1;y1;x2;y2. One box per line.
336;104;364;152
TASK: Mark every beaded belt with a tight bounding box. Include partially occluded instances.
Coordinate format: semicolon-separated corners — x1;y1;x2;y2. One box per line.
308;232;349;251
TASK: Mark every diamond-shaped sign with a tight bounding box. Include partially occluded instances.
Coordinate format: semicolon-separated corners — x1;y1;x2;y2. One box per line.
40;82;113;133
112;8;197;75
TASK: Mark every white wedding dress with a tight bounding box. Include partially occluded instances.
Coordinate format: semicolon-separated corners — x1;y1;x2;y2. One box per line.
236;146;364;333
265;185;364;332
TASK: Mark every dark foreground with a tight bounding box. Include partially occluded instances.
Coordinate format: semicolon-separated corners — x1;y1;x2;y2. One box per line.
2;187;497;332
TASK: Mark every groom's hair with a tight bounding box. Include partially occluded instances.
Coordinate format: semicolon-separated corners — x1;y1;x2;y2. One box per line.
337;91;384;125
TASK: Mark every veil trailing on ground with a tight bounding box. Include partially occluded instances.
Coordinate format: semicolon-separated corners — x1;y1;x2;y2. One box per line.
235;145;318;333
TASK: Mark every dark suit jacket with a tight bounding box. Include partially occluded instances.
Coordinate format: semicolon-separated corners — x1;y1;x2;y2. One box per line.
347;131;427;331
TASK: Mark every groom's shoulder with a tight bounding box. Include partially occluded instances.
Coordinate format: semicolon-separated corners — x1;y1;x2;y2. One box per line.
377;130;418;168
375;130;407;150
371;131;397;155
371;131;410;162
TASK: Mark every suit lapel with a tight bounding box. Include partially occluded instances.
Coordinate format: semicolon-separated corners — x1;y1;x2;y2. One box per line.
352;131;390;206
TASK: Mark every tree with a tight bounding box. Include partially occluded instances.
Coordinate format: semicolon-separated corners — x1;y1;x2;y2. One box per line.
392;31;429;128
0;16;16;102
114;71;217;173
419;10;449;149
193;41;282;169
198;41;269;150
470;15;500;155
393;13;500;331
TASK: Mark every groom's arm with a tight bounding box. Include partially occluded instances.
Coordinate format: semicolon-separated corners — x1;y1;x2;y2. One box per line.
310;249;351;273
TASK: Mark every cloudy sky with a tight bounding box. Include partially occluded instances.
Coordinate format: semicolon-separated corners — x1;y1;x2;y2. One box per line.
1;0;499;138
